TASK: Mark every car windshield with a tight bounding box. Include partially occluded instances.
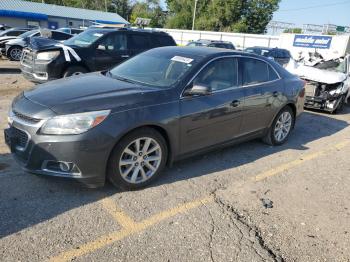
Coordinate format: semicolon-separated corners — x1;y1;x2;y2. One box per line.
110;51;199;88
64;30;105;47
18;30;38;38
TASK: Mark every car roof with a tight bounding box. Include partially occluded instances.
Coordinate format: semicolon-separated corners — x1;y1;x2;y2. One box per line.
246;46;289;52
192;39;233;44
153;46;264;59
86;28;171;36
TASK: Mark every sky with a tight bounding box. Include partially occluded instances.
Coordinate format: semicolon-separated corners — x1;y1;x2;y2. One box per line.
158;0;350;27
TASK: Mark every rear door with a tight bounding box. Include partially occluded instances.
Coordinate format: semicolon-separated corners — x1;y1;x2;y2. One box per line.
239;57;283;135
128;32;151;57
180;57;245;154
93;32;129;71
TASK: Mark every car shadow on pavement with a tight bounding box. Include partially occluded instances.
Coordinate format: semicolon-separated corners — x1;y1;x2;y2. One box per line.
152;110;349;187
0;111;348;238
0;154;117;238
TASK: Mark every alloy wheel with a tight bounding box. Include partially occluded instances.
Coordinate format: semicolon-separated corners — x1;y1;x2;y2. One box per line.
10;48;22;60
119;137;162;184
274;111;292;142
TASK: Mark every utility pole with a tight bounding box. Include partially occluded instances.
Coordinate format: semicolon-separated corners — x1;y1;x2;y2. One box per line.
192;0;198;30
105;0;108;12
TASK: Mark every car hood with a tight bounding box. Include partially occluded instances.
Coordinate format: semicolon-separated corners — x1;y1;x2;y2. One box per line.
23;72;169;115
286;59;347;84
0;36;17;43
29;37;61;51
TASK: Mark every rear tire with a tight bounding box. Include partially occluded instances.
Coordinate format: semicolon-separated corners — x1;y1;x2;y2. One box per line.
107;128;168;190
8;46;23;61
263;106;294;146
63;66;88;78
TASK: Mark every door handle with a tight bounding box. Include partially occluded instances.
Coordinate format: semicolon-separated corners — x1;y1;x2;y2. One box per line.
121;55;130;58
230;100;240;107
273;91;279;97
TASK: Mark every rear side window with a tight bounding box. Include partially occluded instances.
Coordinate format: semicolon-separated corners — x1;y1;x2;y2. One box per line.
241;58;269;85
155;35;175;46
268;65;279;81
194;57;238;91
129;34;151;49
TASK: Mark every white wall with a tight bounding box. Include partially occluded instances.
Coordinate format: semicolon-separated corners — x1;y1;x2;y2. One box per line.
153;28;280;49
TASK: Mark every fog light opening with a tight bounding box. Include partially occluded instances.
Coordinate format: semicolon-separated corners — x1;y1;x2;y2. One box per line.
59;162;71;172
42;160;81;176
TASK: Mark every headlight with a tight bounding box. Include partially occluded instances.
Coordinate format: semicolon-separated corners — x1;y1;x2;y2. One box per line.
36;51;60;61
40;110;110;135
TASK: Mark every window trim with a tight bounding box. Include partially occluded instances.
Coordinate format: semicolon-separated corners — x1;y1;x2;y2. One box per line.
240;57;281;87
180;55;281;99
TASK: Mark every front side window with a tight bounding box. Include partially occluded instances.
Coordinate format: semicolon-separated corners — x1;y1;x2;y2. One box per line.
242;58;269;85
96;33;127;52
194;58;238;92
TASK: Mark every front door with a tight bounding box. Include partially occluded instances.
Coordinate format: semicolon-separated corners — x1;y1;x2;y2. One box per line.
94;32;129;71
180;57;245;154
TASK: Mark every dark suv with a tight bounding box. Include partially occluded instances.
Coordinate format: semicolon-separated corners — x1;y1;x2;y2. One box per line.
20;28;176;83
244;47;291;66
187;39;235;50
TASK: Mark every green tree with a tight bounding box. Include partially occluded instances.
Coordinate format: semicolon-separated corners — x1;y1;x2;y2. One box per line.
166;0;280;33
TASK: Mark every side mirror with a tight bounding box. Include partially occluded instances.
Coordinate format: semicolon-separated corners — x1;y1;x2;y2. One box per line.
184;84;212;96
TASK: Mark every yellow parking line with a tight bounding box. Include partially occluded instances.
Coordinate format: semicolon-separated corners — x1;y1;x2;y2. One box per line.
100;198;136;229
254;140;349;181
49;196;212;262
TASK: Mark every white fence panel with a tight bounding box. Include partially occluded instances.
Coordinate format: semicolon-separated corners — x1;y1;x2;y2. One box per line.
153;28;280;49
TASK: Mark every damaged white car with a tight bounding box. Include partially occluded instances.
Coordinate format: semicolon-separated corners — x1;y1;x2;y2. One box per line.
286;54;349;113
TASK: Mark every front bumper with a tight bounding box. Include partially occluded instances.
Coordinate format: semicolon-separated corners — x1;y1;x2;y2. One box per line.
304;96;341;112
20;49;63;83
4;113;115;188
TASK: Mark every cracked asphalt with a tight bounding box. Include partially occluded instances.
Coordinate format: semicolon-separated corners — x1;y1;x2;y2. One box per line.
1;70;350;261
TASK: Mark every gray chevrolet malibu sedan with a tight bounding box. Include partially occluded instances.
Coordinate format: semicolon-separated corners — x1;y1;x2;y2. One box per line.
5;47;305;189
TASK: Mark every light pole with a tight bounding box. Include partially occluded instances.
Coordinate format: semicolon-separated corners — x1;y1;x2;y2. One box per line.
192;0;198;30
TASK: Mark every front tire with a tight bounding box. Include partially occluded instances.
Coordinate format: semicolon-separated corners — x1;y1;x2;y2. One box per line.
8;46;23;61
107;128;168;190
263;106;294;146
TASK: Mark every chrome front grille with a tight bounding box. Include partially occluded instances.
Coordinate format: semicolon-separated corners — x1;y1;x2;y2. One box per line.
13;110;41;124
21;49;34;68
